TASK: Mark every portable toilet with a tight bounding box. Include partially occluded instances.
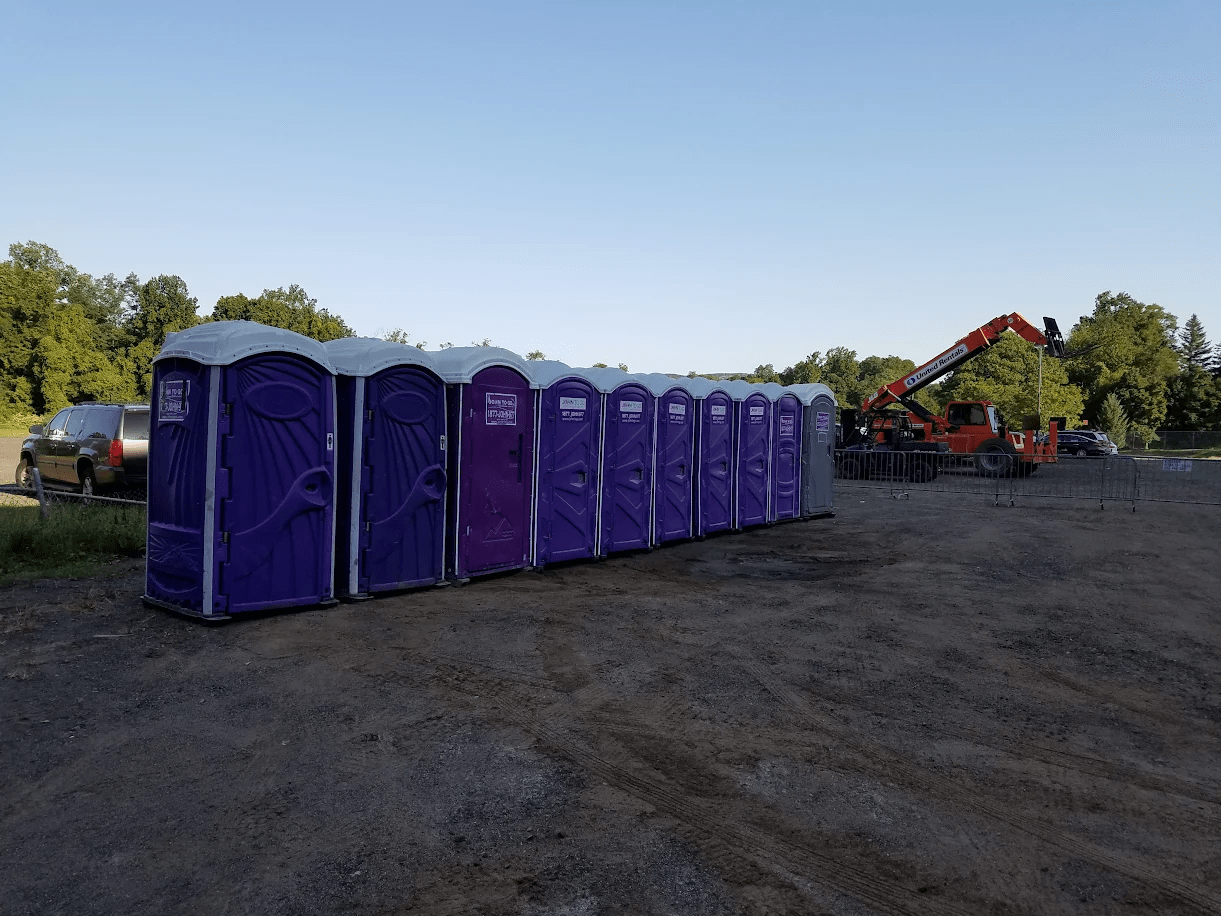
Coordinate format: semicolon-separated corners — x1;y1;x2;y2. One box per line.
145;321;337;620
726;381;772;528
757;383;803;522
431;347;538;580
580;368;655;555
324;338;447;597
787;383;838;517
636;373;695;545
528;361;602;566
679;377;734;536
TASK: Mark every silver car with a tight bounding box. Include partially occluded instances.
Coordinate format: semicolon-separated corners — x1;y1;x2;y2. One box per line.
16;403;149;495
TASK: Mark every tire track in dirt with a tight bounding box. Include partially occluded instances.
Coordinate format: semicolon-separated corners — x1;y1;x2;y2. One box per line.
484;691;980;916
738;655;1221;915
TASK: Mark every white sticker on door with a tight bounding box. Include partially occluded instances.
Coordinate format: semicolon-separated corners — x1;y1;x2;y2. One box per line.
485;392;517;426
560;396;586;421
159;378;189;422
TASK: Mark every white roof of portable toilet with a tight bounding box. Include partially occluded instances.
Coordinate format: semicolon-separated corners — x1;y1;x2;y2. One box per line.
155;320;336;372
754;382;790;402
429;346;539;387
724;380;766;402
526;360;584;389
784;383;837;406
677;377;730;399
323;337;438;377
571;367;635;394
633;373;687;397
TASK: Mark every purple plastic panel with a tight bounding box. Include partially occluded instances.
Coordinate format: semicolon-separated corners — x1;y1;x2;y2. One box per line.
146;358;212;613
360;367;446;591
653;387;694;544
215;354;335;614
770;394;802;520
736;393;771;528
535;377;600;565
456;367;534;577
697;392;733;535
599;383;654;554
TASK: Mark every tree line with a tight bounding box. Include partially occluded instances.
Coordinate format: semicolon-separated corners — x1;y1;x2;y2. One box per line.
3;240;1218;443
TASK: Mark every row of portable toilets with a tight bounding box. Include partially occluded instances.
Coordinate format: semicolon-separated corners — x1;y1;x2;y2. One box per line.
144;321;837;620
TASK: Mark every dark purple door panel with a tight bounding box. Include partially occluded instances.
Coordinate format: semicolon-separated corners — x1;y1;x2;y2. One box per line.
535;379;600;565
362;368;446;591
458;367;534;577
600;384;653;554
771;394;802;521
698;393;733;535
736;394;770;528
653;389;694;544
146;359;212;613
216;355;335;614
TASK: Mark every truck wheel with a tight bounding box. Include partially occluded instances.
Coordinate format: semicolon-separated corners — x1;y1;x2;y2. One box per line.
839;457;863;480
15;458;35;489
975;438;1016;477
909;458;934;483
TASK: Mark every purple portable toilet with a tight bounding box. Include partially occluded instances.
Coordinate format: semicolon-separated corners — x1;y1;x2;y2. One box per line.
325;339;447;597
528;361;602;566
787;383;838;518
581;368;655;556
758;383;803;521
637;374;695;545
145;321;338;620
726;381;772;528
680;377;734;536
431;347;538;580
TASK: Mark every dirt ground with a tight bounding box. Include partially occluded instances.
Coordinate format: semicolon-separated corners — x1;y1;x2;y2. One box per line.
1;493;1219;916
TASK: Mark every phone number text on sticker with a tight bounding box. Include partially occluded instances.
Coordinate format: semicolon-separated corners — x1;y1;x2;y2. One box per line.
485;392;517;426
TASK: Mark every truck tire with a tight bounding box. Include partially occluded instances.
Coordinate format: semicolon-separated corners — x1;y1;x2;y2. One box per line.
909;457;935;483
15;458;34;489
838;456;863;480
974;438;1016;477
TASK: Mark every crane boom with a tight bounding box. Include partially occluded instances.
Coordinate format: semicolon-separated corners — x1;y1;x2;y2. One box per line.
861;313;1065;415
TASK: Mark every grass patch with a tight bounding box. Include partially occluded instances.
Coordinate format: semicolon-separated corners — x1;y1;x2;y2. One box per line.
0;503;145;584
0;413;45;437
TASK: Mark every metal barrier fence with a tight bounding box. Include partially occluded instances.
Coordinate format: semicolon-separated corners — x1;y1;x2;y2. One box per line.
0;471;146;514
834;450;1221;508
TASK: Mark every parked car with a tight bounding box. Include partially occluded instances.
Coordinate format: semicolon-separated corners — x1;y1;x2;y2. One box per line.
1056;431;1117;458
16;402;149;495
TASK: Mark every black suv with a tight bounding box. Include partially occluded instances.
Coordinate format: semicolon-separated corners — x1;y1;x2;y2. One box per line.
16;402;149;496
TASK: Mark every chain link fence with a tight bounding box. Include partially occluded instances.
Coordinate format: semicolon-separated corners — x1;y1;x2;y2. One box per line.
834;449;1221;508
1151;430;1221;451
0;472;146;514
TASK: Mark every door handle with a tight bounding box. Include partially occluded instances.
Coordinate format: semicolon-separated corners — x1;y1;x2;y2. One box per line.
510;434;524;483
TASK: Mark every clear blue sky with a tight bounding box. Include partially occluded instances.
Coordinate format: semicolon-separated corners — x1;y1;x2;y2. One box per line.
3;1;1217;373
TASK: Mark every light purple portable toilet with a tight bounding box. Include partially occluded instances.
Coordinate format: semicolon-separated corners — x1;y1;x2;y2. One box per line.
787;383;838;518
758;383;803;521
680;377;734;536
325;339;446;598
145;321;338;620
431;347;538;580
636;374;695;545
726;381;772;529
528;361;602;566
581;368;654;556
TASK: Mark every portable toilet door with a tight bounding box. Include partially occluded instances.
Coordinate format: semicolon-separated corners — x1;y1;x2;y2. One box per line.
583;369;654;555
681;378;733;536
146;321;338;619
768;388;803;521
787;384;838;517
325;339;447;597
638;374;695;545
727;381;771;528
528;362;601;566
432;348;538;580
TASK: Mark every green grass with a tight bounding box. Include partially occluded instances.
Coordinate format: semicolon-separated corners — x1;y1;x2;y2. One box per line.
0;413;45;437
0;503;145;584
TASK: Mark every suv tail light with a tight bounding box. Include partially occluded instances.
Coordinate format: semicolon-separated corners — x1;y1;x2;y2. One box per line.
108;438;123;467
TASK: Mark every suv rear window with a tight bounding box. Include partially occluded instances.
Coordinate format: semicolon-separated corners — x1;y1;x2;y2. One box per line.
82;406;122;439
122;410;150;440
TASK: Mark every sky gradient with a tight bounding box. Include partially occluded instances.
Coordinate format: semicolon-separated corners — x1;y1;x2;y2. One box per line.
3;1;1217;373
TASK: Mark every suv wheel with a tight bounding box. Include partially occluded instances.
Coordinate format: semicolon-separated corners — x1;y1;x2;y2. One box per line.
79;465;97;498
15;459;34;489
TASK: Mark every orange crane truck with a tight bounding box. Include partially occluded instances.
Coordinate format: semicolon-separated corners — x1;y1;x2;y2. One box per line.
853;313;1067;476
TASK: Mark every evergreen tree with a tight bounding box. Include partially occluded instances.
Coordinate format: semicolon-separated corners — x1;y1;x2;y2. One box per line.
1176;314;1212;370
1097;392;1130;446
